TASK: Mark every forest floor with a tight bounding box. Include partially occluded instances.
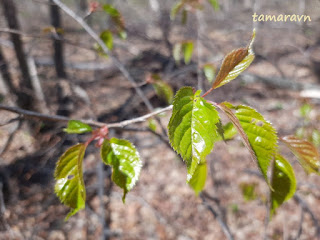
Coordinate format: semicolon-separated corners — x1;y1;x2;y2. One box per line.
0;7;320;240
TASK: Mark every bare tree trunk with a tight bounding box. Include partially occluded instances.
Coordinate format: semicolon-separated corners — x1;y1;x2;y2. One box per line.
50;0;67;78
0;0;35;110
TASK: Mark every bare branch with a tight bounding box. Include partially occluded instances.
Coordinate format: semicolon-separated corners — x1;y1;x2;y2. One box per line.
0;28;93;51
0;104;172;129
50;0;154;113
200;193;234;240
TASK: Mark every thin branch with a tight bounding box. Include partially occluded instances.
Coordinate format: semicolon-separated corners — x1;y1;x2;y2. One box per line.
50;0;169;137
0;27;93;51
50;0;154;113
0;103;172;129
200;193;234;240
196;10;204;92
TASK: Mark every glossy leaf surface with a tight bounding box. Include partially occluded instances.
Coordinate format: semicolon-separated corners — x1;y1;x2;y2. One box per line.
220;102;278;183
271;154;296;215
101;138;142;201
212;30;255;89
55;144;86;220
64;120;92;134
168;87;220;181
281;135;320;174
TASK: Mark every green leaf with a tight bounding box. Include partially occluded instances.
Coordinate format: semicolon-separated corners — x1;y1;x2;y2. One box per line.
219;103;278;184
148;119;157;132
212;30;255;89
299;103;312;118
173;43;182;64
312;130;320;147
222;122;237;140
203;63;216;83
54;144;86;220
171;1;184;20
271;154;296;216
103;4;120;17
100;30;113;50
182;41;194;64
150;74;174;104
189;163;207;195
63;120;92;134
101;138;142;202
281;135;320;175
118;30;127;40
240;182;257;201
208;0;220;11
168;87;220;182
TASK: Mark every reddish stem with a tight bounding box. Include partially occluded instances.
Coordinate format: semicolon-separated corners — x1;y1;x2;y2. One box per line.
201;88;214;98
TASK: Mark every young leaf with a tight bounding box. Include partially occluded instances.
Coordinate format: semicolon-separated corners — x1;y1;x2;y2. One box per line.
102;4;125;32
281;135;320;175
54;144;86;220
100;30;113;50
189;163;207;195
203;63;216;83
101;138;142;202
64;120;92;134
212;30;255;89
182;41;194;64
240;182;257;202
173;43;182;64
150;74;174;104
219;102;278;183
208;0;220;11
171;1;184;20
271;154;296;216
102;4;120;17
168;87;220;181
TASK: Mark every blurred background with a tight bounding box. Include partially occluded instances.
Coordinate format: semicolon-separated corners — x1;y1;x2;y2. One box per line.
0;0;320;239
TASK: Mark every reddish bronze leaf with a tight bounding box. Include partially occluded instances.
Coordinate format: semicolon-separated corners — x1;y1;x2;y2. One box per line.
281;135;320;174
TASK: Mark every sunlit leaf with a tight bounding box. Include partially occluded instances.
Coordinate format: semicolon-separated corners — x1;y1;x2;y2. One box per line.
203;63;216;83
64;120;92;134
173;43;182;64
212;30;255;89
102;4;120;17
271;154;296;216
168;87;220;182
189;163;207;195
100;30;113;50
281;135;320;174
208;0;220;11
101;138;142;202
222;122;237;140
219;102;278;183
182;41;194;64
55;144;86;220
